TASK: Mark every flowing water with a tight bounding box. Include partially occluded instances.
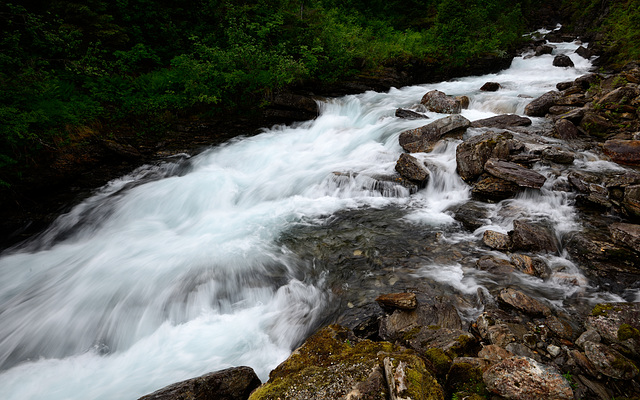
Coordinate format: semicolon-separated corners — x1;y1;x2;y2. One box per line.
0;39;631;399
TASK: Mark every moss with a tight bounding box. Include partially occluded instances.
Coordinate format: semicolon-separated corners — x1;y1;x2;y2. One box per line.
403;326;422;341
618;324;640;341
591;303;614;316
445;362;489;399
424;348;453;378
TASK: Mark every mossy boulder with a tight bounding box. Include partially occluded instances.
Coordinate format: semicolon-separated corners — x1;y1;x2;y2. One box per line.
249;325;444;400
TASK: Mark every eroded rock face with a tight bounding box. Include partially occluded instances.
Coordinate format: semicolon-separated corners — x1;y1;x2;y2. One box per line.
421;90;462;114
139;366;261;400
609;222;640;252
483;357;574;400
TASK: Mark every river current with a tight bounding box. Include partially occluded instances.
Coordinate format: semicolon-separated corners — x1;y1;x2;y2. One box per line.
0;37;630;399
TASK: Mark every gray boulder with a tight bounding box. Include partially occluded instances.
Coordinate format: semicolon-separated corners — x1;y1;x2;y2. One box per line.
524;90;561;116
421;90;461;114
399;115;470;153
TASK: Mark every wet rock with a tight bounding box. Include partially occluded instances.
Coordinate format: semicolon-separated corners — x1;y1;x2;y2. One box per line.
576;45;592;59
249;325;443;400
456;95;470;109
449;201;491;231
583;341;639;380
421;90;461;114
596;86;640;107
483;356;574;400
484;159;546;189
510;254;551;279
265;92;319;120
498;288;551;316
524;90;562;116
404;327;477;359
603;140;640;165
395;108;428;120
535;45;554;56
455;131;515;183
575;73;603;90
480;82;501;91
383;356;444;400
541;148;575;164
472;175;521;202
470;114;532;129
554;107;585;124
609;222;640;253
483;230;512;251
510;220;558;253
548;105;578;115
555;93;587;106
379;296;463;343
395;153;430;184
553;54;575;68
399;115;470;153
336;302;385;340
556;81;574;91
476;255;516;275
139;366;261;400
376;292;418;311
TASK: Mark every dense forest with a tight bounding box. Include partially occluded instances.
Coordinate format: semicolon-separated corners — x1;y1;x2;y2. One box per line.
0;0;639;189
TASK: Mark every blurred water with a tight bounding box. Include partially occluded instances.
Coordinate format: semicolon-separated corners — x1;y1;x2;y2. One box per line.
0;40;609;399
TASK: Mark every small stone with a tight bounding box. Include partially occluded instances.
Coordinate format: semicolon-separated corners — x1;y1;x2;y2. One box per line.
547;344;562;357
375;293;418;310
480;82;501;91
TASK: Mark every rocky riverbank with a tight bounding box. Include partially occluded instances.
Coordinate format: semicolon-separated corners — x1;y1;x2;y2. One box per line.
134;31;640;400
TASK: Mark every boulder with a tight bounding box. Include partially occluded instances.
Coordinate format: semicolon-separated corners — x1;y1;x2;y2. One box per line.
609;222;640;252
139;367;261;400
483;357;573;400
575;45;592;59
449;201;491;231
472;175;521;202
498;288;551;316
553;107;585;124
421;90;461;114
249;325;443;400
524;91;561;116
482;230;511;250
375;292;418;311
553;54;575;68
456;95;470;109
535;45;554;56
583;341;639;380
603;140;640;165
395;108;428;120
596;86;640;107
586;302;640;344
575;73;603;89
510;220;558;253
395;153;430;184
476;255;516;275
456;132;515;183
399;115;470;153
480;82;501;91
483;159;546;189
556;81;574;91
470;114;532;129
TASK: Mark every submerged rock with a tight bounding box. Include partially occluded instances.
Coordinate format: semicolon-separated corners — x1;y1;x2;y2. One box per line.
483;357;573;400
395;108;428;120
138;367;261;400
553;54;575;68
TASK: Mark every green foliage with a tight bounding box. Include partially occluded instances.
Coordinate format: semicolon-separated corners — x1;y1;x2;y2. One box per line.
0;0;534;185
